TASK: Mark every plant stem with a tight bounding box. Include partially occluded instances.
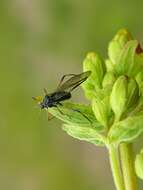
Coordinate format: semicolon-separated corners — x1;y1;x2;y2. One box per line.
108;145;125;190
120;143;138;190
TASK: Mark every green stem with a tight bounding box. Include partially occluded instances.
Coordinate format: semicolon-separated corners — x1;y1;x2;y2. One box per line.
120;143;138;190
108;145;125;190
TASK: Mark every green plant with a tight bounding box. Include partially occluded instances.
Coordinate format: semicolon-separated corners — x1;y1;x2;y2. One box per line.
41;29;143;190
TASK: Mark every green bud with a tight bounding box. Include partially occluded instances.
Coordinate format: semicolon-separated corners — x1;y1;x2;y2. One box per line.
135;70;143;86
110;76;128;121
102;72;116;88
126;78;139;112
115;40;140;77
81;81;95;100
129;52;143;77
136;68;143;96
83;52;106;90
108;29;132;64
135;149;143;179
92;96;110;128
105;59;115;72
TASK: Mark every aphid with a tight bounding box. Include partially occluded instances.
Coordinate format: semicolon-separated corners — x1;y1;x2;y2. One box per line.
33;71;91;110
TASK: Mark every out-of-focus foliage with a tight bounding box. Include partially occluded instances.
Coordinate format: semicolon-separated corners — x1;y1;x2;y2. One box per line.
1;0;143;190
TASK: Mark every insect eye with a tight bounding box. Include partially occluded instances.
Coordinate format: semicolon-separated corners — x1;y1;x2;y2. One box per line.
43;96;49;103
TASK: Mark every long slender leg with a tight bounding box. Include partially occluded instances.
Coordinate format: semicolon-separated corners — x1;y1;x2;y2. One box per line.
57;102;92;125
55;103;92;125
53;104;64;115
71;108;92;125
47;105;63;121
57;102;63;106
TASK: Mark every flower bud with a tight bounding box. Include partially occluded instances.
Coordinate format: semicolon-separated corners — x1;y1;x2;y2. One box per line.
108;29;132;65
92;96;110;128
110;76;128;121
102;72;116;88
81;80;95;100
83;52;106;90
126;78;139;112
105;59;114;72
135;71;143;86
135;149;143;179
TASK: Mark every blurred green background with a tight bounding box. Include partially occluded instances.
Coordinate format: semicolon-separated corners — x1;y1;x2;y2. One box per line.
0;0;143;189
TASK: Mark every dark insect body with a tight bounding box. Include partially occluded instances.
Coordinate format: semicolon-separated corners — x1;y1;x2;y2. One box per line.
34;71;91;110
40;91;71;109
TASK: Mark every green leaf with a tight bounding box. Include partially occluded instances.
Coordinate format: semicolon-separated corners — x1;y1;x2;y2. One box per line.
108;114;143;144
63;124;105;146
115;40;141;77
48;102;104;131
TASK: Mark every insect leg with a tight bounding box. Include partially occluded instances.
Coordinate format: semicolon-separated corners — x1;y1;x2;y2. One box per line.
47;105;63;121
71;108;92;125
57;74;77;88
53;104;65;115
55;103;92;125
57;102;63;106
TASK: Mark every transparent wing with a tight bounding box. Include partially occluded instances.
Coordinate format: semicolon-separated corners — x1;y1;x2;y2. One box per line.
56;71;91;92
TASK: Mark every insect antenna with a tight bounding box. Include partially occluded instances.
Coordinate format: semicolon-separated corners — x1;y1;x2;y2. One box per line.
44;88;48;94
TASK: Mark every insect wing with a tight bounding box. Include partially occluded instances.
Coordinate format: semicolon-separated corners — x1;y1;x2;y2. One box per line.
57;71;91;92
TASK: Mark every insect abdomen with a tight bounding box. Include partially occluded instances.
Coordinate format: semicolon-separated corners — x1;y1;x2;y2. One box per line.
51;91;71;102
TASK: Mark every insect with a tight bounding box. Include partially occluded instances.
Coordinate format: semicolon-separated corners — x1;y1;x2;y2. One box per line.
33;71;91;110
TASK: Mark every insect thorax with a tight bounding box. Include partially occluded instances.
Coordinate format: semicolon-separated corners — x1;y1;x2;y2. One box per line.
40;91;71;109
40;95;50;108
